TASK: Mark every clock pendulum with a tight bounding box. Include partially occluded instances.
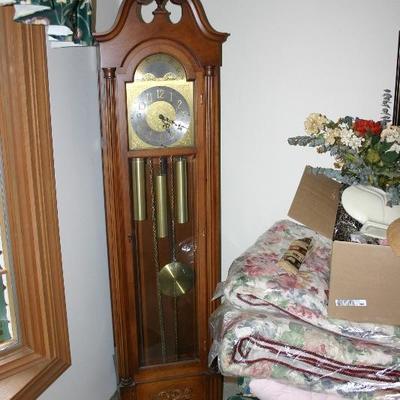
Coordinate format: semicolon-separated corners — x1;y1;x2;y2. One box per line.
158;157;194;299
145;156;195;361
148;157;167;362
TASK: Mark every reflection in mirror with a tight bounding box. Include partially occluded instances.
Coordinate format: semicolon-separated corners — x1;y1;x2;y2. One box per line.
0;153;18;351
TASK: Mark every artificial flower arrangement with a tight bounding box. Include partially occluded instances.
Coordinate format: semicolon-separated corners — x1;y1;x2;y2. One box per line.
288;91;400;206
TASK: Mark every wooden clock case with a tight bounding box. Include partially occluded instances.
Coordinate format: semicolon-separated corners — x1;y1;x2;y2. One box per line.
94;1;228;399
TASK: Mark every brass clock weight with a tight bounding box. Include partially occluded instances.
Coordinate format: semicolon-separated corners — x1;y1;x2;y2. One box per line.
95;0;228;398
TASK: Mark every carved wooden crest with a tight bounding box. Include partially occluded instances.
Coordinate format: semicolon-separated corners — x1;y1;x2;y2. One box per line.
94;0;229;68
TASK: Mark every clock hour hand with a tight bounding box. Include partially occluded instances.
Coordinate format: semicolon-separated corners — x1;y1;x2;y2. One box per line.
159;114;173;131
159;114;188;132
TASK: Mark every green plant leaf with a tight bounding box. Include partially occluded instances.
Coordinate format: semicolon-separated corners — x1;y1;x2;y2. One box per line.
370;135;380;145
381;151;399;164
379;142;392;152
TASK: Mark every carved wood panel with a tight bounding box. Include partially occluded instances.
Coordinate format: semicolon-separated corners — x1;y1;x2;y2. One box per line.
135;375;206;399
154;387;193;400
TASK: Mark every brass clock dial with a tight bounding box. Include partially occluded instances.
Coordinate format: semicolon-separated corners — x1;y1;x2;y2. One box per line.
130;85;191;147
126;53;195;150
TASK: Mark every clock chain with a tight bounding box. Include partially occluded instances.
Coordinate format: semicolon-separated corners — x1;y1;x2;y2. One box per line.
148;158;167;362
167;156;179;361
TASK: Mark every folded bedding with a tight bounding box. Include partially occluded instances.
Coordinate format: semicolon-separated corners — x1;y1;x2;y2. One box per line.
210;304;400;399
217;219;400;348
249;379;343;400
229;376;343;400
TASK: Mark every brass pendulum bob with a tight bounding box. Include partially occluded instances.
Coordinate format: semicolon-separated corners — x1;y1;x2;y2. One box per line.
159;157;194;298
159;261;194;298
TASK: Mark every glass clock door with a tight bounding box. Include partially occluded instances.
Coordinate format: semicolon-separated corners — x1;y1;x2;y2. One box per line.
127;54;198;367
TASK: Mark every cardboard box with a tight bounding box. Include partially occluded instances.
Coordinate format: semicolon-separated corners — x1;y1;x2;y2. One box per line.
288;167;400;325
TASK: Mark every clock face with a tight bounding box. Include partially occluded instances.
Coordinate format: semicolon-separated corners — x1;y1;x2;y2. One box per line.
130;86;191;147
126;53;194;150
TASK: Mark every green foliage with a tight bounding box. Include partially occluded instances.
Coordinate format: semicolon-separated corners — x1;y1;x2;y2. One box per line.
381;151;399;164
7;0;94;46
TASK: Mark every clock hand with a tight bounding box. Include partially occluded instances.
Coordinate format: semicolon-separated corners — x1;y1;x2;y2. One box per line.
159;114;188;132
159;114;172;126
159;114;173;133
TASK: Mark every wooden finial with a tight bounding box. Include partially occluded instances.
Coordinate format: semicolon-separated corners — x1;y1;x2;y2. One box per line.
155;0;168;11
387;218;400;256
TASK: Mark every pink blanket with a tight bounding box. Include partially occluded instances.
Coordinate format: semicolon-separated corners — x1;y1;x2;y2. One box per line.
250;379;343;400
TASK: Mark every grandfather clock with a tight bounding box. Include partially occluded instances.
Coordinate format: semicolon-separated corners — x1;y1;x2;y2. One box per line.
94;1;228;398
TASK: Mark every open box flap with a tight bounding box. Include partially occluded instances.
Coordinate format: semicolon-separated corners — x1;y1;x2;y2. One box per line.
288;166;341;239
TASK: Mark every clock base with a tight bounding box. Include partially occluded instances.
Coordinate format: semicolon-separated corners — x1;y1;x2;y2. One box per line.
120;373;223;400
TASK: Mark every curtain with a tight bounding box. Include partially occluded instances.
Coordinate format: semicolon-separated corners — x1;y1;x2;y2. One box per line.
0;0;94;46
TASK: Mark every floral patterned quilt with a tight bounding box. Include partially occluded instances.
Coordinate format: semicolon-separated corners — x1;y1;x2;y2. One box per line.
217;220;400;348
210;304;400;399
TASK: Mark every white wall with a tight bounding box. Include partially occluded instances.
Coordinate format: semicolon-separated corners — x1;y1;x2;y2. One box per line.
39;29;116;400
200;0;400;277
39;46;116;400
96;0;121;33
38;3;121;400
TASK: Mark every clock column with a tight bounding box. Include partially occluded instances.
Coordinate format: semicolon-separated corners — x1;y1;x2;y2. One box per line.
205;64;224;399
101;66;135;388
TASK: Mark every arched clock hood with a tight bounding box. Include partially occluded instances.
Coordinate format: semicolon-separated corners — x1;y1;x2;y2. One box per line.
94;0;229;68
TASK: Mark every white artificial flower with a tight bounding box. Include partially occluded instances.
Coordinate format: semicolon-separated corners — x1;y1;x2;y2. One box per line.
339;128;353;144
323;128;341;145
304;113;329;135
389;142;400;154
340;128;364;150
381;124;400;143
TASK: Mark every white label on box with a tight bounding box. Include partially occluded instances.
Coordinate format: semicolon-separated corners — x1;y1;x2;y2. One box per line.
335;299;367;307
